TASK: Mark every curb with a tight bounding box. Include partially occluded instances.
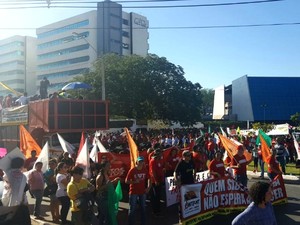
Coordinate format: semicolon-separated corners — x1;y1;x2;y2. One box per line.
247;171;300;184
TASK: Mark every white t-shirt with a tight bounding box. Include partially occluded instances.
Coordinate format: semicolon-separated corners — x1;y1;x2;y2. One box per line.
56;173;68;197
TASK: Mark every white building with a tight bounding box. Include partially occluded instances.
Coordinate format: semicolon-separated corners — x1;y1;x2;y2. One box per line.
0;35;37;96
36;0;149;94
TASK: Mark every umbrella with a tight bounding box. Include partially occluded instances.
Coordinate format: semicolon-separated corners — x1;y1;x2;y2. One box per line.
61;82;92;91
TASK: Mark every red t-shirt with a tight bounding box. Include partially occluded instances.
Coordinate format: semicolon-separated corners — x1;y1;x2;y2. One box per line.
126;167;149;195
208;159;226;178
166;154;180;172
192;152;207;171
149;158;165;183
24;157;37;171
231;154;247;175
266;156;281;173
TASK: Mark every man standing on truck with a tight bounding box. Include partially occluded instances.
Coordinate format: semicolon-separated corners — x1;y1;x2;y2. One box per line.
40;77;50;99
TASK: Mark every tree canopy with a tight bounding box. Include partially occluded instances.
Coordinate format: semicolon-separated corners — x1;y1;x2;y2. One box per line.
75;54;203;125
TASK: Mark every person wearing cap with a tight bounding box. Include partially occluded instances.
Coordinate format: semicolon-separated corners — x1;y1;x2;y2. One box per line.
208;151;226;179
125;156;151;225
174;150;196;186
149;149;165;218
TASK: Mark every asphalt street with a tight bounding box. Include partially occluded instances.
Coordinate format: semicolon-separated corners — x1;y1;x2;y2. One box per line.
28;172;300;225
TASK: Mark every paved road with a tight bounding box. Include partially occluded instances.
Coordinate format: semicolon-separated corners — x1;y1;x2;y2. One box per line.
28;173;300;225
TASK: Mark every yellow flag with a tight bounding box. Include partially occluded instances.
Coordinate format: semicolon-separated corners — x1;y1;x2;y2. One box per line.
0;81;22;96
19;125;42;158
125;128;139;169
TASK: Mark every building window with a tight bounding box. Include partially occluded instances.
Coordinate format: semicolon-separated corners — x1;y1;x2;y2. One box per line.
122;31;129;37
37;20;89;39
38;44;89;60
122;43;129;49
122;19;129;25
37;68;89;80
38;56;89;70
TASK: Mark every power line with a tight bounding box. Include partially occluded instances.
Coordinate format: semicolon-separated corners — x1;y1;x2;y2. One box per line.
1;21;300;31
0;0;284;9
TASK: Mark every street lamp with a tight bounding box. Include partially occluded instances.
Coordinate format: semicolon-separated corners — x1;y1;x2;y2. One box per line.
260;104;267;123
71;32;106;100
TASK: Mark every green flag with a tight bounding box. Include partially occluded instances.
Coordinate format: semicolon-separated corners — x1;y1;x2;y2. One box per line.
256;129;272;147
107;180;123;225
115;180;123;215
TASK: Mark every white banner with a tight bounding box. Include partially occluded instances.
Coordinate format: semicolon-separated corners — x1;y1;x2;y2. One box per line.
165;170;212;207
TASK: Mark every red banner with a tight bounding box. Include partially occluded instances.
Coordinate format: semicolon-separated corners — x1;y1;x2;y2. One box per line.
179;175;287;225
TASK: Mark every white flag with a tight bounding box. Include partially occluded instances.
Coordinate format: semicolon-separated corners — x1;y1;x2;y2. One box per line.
75;138;90;178
36;142;50;173
89;144;99;163
57;133;75;155
292;134;300;160
220;127;227;137
96;138;109;153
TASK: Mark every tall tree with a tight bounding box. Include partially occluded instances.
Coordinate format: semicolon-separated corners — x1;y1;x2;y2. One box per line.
75;54;203;125
201;89;214;116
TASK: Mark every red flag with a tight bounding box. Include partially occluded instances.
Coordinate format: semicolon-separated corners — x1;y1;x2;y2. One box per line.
19;125;42;158
77;131;85;156
75;138;91;178
259;134;271;163
125;128;139;169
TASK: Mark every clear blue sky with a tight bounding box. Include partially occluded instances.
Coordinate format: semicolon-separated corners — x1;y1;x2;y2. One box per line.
0;0;299;89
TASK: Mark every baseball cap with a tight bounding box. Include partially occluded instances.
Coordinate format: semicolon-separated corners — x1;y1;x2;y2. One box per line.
182;150;191;157
137;156;144;162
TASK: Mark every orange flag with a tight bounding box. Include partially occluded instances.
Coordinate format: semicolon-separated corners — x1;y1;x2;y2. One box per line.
19;125;42;158
218;133;236;159
125;128;139;169
218;133;252;161
259;134;271;163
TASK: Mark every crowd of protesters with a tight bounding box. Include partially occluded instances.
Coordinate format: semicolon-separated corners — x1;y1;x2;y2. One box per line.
0;127;298;225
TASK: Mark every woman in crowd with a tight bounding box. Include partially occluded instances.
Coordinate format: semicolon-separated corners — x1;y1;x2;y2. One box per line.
67;166;95;225
43;159;59;223
55;162;71;225
28;161;45;220
232;181;277;225
96;161;120;225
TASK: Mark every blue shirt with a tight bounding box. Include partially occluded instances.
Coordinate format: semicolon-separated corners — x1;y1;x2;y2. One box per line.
232;202;277;225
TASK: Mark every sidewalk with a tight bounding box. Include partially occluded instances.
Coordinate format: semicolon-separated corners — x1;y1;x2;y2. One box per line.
247;170;300;184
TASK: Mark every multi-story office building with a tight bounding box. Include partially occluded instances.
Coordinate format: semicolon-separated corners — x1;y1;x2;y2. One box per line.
36;0;149;94
213;75;300;123
0;35;37;96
